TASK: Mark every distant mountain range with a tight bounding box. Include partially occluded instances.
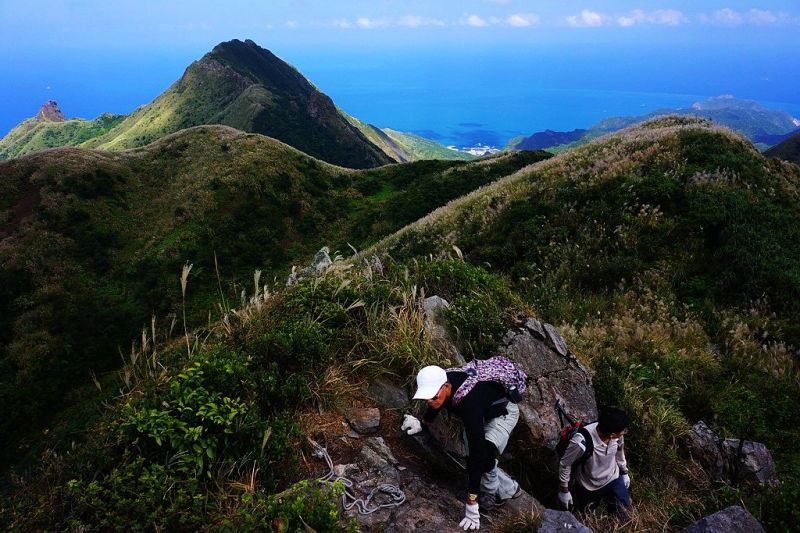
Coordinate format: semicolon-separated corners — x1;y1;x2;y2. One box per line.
510;95;800;152
0;40;473;165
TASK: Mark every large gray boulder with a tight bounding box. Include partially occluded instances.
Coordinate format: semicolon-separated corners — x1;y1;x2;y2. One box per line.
683;505;765;533
500;316;598;451
687;421;725;480
687;421;777;486
721;438;777;486
538;509;593;533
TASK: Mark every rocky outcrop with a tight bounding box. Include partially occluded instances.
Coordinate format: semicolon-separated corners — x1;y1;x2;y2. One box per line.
687;421;725;481
683;505;765;533
286;247;332;286
499;316;597;490
687;421;777;486
36;100;66;122
538;509;593;533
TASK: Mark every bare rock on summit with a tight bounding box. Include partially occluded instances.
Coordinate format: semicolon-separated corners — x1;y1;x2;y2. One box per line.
286;246;332;286
36;100;66;122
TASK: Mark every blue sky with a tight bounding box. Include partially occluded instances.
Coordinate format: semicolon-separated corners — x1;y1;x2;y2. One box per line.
2;1;799;51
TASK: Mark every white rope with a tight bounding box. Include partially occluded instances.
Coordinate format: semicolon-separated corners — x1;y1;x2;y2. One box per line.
309;438;406;515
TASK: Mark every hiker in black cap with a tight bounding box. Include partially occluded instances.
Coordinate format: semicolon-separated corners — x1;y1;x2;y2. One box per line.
558;408;632;521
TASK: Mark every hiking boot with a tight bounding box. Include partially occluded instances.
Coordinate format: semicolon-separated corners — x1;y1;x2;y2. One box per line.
477;492;501;511
479;487;523;511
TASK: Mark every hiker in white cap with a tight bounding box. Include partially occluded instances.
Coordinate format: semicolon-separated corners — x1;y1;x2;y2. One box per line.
401;360;527;531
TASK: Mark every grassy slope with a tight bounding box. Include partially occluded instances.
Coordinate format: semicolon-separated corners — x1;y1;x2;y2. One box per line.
82;39;392;169
765;130;800;163
342;111;476;162
0;126;547;469
0;114;125;160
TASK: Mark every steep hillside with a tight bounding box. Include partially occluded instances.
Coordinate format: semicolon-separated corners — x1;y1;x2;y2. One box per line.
82;39;393;168
765;129;800;163
0;101;124;160
0;127;547;469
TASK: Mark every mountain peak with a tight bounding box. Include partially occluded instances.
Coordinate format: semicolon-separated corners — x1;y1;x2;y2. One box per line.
36;100;66;122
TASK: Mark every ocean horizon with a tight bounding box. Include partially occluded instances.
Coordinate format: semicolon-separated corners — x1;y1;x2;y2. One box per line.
2;43;799;148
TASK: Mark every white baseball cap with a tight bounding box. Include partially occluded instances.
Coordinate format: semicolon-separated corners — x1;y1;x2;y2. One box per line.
413;365;448;400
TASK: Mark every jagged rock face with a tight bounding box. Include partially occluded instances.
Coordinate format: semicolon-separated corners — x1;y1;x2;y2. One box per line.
498;316;598;499
500;316;597;447
36;100;66;122
683;505;765;533
538;509;593;533
687;421;777;487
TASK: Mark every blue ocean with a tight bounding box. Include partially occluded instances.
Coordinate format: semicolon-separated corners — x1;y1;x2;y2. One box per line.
2;43;799;148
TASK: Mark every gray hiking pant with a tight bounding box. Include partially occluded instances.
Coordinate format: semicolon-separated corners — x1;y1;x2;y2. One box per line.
464;402;520;499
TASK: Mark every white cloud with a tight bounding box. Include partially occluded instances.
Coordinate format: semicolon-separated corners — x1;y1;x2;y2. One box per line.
617;9;685;27
507;13;539;27
285;20;297;28
398;15;445;28
747;9;798;25
567;10;606;27
330;18;353;29
356;17;388;29
748;9;778;25
706;8;743;26
466;14;488;27
652;9;685;26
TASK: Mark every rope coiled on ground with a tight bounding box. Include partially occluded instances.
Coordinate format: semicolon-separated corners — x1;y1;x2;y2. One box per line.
309;438;406;515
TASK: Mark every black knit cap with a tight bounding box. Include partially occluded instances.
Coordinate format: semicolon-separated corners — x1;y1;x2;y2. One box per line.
597;407;630;434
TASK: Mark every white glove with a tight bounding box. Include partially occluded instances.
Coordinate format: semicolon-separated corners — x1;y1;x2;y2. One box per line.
459;502;480;530
557;490;573;509
621;473;631;489
400;414;422;435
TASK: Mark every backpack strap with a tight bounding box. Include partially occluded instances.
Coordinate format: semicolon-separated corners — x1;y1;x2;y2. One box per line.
575;426;594;468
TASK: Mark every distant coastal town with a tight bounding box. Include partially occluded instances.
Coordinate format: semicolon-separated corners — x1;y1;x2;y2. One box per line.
447;143;501;156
